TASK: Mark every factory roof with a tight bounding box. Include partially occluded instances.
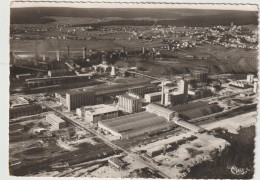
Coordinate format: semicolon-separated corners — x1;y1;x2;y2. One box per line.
171;101;222;120
145;91;162;96
66;89;95;95
46;114;65;123
118;93;139;100
84;104;118;115
99;111;168;134
146;103;175;116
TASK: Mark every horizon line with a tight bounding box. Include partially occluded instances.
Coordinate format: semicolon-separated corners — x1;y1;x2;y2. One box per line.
10;2;258;11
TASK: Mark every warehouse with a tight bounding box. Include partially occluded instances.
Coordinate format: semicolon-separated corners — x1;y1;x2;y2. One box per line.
9;104;42;119
76;104;118;123
98;111;171;139
46;114;67;130
171;101;223;120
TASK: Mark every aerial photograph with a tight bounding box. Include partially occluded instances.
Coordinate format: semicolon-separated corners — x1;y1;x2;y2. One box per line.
9;2;258;179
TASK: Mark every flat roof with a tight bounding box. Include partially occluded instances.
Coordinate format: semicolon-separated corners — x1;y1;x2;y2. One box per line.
46;114;65;123
119;94;138;100
146;103;174;115
145;91;162;96
84;104;118;115
99;111;168;135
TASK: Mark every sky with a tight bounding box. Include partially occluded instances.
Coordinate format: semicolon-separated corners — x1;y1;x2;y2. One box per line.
10;1;258;11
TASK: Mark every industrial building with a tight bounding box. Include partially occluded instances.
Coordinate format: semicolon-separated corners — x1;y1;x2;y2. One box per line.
16;73;31;79
108;157;127;169
76;104;118;123
247;74;254;83
170;101;223;120
128;84;158;97
46;114;67;130
144;91;161;103
98;111;171;139
229;80;248;88
56;79;156;110
191;66;209;83
10;97;29;108
253;78;258;93
9;104;42;119
188;88;212;100
146;103;175;121
117;93;142;113
167;79;188;106
66;90;95;111
48;69;75;77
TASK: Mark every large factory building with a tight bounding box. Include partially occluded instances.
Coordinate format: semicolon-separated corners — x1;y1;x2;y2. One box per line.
9;104;43;119
66;90;95;111
98;103;175;139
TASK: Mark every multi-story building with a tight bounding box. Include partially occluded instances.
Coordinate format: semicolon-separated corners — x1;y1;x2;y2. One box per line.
46;114;67;130
117;93;142;113
76;104;118;123
66;90;95;111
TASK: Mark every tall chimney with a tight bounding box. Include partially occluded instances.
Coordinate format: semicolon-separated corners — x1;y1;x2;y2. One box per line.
56;51;60;61
82;47;86;59
67;45;70;61
161;81;165;105
42;54;46;62
142;47;145;54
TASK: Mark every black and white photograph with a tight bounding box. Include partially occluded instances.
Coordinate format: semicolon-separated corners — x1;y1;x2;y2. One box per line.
7;1;259;179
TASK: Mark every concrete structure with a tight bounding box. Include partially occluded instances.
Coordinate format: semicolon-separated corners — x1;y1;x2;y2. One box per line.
144;91;161;103
98;111;171;139
253;78;258;93
191;66;209;83
166;79;188;106
229;80;248;88
247;74;254;83
9;104;42;119
76;104;118;123
66;90;95;111
117;93;142;113
16;73;31;79
146;103;175;121
46;114;67;130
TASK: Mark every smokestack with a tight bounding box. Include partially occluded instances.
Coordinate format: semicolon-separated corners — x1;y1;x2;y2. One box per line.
142;47;145;54
67;45;70;61
161;81;165;105
83;47;86;59
56;51;60;61
42;54;46;62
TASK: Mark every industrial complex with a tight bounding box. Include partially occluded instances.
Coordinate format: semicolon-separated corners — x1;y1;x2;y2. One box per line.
9;4;258;179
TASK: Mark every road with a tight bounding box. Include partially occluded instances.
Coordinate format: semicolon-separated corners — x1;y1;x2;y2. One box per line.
41;102;172;179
